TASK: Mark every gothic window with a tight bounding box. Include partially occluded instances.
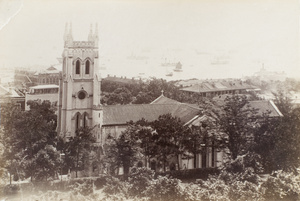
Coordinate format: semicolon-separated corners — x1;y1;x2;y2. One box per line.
83;113;88;128
76;113;80;129
75;60;80;74
85;60;90;74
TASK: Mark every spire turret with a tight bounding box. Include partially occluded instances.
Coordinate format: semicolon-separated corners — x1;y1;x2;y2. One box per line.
94;23;99;46
88;24;93;41
64;23;68;42
69;22;73;41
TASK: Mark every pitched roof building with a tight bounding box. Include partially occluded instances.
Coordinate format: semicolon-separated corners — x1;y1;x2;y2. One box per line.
99;93;202;140
180;80;259;98
0;85;25;110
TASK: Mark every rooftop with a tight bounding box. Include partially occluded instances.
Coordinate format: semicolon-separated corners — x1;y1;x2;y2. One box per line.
248;100;283;117
29;84;59;89
213;95;283;117
0;85;24;98
103;103;201;126
151;94;181;104
180;81;257;93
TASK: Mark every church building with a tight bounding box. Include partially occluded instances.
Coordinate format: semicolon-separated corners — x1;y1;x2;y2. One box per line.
57;25;283;174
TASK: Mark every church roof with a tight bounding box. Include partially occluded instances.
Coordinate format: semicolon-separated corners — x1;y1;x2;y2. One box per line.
150;94;181;104
102;103;201;126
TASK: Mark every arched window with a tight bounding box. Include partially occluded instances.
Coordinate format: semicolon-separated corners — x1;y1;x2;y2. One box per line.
83;113;88;128
76;113;80;129
85;60;90;74
75;60;80;74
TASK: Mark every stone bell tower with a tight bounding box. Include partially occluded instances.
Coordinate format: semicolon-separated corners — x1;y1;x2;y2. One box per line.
57;23;102;141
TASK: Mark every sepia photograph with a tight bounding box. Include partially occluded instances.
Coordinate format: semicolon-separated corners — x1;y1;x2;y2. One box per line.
0;0;299;200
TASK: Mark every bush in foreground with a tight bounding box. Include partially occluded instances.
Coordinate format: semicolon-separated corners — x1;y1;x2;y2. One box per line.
3;168;300;201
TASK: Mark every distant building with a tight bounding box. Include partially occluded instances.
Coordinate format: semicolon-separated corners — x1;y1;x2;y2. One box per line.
213;94;283;117
253;66;286;82
34;65;61;85
14;65;61;89
180;80;259;98
14;68;37;88
0;85;25;110
25;84;59;110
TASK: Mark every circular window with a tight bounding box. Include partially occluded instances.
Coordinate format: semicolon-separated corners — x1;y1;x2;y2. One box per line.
78;91;86;100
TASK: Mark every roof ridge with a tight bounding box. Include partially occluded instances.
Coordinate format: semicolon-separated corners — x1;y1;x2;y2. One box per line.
150;94;165;104
269;100;283;116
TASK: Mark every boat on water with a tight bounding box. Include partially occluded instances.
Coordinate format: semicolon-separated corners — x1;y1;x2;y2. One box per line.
210;56;229;65
173;62;183;72
162;62;176;67
166;72;173;76
161;58;177;67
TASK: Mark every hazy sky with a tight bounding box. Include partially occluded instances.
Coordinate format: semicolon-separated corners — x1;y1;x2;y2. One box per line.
0;0;299;79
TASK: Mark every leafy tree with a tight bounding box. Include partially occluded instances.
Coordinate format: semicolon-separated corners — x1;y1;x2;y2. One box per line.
106;87;133;105
253;92;300;172
0;99;60;181
102;77;196;105
217;95;259;160
0;101;21;184
32;145;61;181
151;114;187;171
104;127;141;179
182;125;209;169
128;120;156;168
63;127;95;178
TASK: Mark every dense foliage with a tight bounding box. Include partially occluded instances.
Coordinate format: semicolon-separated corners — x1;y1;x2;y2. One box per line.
101;78;202;105
252;92;300;172
61;127;96;178
217;95;260;160
0;100;60;182
12;167;299;201
103;114;191;175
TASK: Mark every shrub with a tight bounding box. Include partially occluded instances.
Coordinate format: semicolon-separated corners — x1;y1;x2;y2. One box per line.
102;176;131;199
261;170;300;201
94;176;108;189
219;167;260;185
3;184;20;195
128;167;155;196
228;181;263;201
71;180;94;196
144;176;186;201
157;167;220;181
196;175;263;201
196;176;231;201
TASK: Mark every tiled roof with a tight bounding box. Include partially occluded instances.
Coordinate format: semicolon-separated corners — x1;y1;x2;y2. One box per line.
248;100;283;117
103;103;201;126
0;85;9;96
180;81;256;93
213;95;283;117
151;95;181;104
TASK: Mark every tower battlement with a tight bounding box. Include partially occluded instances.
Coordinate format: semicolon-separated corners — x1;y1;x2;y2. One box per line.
64;23;99;48
72;41;96;48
